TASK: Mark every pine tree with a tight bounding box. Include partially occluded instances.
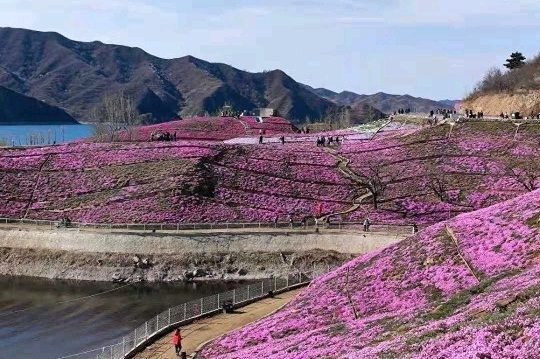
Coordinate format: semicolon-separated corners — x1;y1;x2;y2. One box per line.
504;52;526;70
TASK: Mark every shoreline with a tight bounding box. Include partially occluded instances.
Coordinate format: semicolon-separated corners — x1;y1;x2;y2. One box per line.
0;226;406;283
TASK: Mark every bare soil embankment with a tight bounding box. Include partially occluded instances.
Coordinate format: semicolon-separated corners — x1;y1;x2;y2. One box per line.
462;91;540;115
0;227;405;282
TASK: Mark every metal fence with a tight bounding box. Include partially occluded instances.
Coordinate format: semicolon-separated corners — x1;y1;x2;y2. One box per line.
0;217;416;235
54;270;325;359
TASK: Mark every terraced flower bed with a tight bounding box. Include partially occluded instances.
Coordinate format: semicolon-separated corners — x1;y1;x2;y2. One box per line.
0;120;538;226
336;121;540;225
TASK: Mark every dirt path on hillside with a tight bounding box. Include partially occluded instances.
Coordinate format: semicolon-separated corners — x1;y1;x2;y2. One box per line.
318;147;372;221
133;288;303;359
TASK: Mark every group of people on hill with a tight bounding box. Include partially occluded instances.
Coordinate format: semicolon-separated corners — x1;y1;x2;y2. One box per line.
431;108;455;119
498;111;540;120
150;131;177;141
56;216;72;228
395;108;412;114
463;109;484;119
316;135;340;147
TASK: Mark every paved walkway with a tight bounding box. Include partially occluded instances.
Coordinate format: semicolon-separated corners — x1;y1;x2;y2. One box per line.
133;288;303;359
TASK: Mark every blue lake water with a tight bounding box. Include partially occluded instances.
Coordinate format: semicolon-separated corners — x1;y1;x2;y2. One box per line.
0;124;94;145
0;276;246;359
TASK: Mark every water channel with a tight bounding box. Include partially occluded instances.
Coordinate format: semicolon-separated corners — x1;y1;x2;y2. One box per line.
0;276;245;359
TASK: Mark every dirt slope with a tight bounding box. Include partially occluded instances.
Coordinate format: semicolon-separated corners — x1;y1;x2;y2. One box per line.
461;91;540;116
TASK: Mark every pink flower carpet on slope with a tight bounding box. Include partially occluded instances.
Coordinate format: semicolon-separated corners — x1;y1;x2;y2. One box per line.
0;139;353;222
338;121;540;225
198;189;540;359
0;120;538;224
93;116;299;142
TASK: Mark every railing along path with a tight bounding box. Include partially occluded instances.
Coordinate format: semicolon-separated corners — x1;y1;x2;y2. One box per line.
54;270;327;359
0;217;417;235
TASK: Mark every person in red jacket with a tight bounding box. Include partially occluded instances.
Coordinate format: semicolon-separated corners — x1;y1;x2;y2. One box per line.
172;328;182;356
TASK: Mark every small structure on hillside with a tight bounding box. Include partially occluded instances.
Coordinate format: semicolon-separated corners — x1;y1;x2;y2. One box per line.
257;108;276;117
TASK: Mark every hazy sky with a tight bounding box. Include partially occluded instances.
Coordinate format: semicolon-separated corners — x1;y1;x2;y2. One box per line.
2;0;540;100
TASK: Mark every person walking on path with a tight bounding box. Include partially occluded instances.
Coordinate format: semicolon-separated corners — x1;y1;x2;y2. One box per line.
363;217;370;232
172;328;182;356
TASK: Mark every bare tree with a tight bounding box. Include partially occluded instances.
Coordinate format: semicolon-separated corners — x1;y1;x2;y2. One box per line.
91;91;140;142
505;158;540;192
426;171;451;202
358;161;390;209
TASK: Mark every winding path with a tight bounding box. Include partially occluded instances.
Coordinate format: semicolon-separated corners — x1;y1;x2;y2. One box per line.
133;289;303;359
235;118;253;136
316;146;372;221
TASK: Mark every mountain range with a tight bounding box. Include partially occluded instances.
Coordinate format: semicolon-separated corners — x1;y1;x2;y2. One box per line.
0;85;77;125
301;84;458;113
0;27;456;125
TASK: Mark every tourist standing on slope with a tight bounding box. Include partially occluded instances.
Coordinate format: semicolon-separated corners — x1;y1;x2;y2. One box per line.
172;328;182;356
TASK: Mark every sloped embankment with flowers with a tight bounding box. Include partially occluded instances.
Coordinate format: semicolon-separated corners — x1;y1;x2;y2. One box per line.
197;189;540;358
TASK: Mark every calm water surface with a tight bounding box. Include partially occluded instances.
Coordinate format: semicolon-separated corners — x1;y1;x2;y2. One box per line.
0;124;93;145
0;276;244;359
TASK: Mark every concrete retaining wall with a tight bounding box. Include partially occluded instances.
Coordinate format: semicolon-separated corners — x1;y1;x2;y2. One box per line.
0;228;405;255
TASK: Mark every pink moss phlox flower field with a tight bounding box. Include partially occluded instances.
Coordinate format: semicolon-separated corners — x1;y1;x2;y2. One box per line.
0;120;538;224
1;119;539;357
198;189;540;359
111;116;299;142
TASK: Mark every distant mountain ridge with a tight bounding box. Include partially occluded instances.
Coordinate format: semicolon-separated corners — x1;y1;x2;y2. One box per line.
0;85;78;125
301;84;456;113
0;27;385;125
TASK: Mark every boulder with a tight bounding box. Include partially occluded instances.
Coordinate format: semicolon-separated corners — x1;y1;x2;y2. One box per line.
192;268;206;277
237;268;248;276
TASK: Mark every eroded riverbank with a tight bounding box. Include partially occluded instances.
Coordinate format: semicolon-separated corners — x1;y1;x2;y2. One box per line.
0;226;406;282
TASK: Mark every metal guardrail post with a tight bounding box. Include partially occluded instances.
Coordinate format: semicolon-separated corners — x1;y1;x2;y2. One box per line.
274;277;277;291
200;298;203;314
183;302;187;320
233;288;236;303
156;314;159;331
217;293;220;308
261;281;264;294
145;322;148;339
168;308;171;326
122;336;125;356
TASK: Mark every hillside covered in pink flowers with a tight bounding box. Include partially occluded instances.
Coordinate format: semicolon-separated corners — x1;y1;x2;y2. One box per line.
0;119;539;224
198;189;540;358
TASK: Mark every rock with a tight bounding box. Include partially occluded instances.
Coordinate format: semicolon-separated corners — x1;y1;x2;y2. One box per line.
237;268;248;276
97;259;103;266
133;256;140;263
279;252;287;264
224;255;234;264
226;267;237;274
142;258;149;265
192;268;206;277
112;272;125;283
258;266;266;271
